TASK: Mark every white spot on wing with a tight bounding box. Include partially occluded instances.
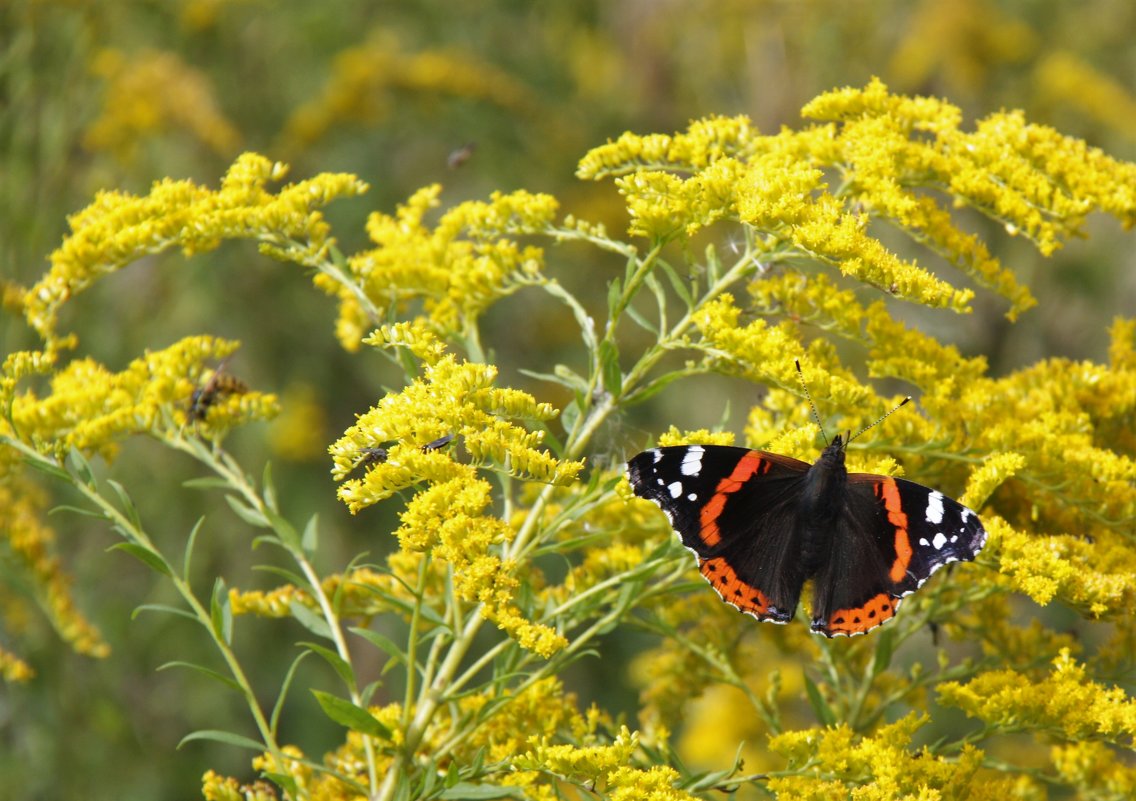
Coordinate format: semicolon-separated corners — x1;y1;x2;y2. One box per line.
932;532;948;550
687;493;697;501
652;450;664;463
668;481;683;498
680;445;704;476
926;492;945;524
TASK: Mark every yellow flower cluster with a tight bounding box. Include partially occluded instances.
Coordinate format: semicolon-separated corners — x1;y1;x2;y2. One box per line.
280;30;535;150
83;48;239;161
516;726;697;801
25;153;368;344
321;185;558;349
6;336;277;458
0;479;107;683
989;519;1135;618
767;714;1029;800
330;352;581;655
203;677;614;801
579;80;1136;319
1036;52;1136;140
1050;741;1136;798
939;649;1136;745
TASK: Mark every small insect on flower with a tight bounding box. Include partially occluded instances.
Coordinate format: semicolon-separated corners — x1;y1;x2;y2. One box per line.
423;433;455;451
188;358;248;423
352;447;390;471
447;142;476;169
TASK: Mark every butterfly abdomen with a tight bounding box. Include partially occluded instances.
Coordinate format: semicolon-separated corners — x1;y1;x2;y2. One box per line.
796;439;848;574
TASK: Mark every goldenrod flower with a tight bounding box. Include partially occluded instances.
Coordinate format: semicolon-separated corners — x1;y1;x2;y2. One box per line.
939;649;1136;744
25;153;368;344
8;336;277;457
279;30;535;150
768;714;1029;799
579;79;1136;319
83;48;239;161
322;186;558;349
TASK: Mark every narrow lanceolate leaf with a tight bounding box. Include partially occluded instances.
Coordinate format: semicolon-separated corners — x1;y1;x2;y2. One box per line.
803;671;836;727
210;577;233;645
105;478;142;531
108;542;173;577
157;661;242;693
598;339;623;396
225;494;270;528
300;641;356;688
178;729;266;752
311;690;392;739
288;599;333;640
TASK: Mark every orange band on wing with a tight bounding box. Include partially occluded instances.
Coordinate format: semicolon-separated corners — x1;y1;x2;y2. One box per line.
876;478;912;584
822;593;896;635
698;452;770;547
700;557;772;616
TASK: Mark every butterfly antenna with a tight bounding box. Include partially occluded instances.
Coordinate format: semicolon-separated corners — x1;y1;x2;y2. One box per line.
795;359;828;446
849;396;912;444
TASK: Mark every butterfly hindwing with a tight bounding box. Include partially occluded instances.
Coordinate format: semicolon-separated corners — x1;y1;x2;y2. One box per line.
627;446;811;623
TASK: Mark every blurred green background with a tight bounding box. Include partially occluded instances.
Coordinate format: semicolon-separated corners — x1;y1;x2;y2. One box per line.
2;1;1135;798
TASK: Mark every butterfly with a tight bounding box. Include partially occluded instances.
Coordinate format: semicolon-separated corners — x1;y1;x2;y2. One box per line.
626;371;986;637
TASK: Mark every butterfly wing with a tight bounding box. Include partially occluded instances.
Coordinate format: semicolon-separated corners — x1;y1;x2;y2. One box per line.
627;445;811;624
809;474;988;637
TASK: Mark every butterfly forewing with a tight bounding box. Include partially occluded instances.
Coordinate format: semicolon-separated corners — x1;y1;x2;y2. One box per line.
627;446;812;623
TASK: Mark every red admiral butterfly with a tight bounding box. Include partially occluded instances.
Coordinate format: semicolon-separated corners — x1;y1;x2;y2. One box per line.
627;371;986;637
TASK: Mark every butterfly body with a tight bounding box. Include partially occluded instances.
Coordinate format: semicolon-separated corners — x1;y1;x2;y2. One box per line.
627;438;986;637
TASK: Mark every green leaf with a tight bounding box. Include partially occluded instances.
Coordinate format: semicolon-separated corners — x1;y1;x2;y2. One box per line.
803;671;836;726
210;577;233;645
871;626;896;679
311;690;391;739
21;454;71;481
182;476;231;491
300;641;356;689
301;514;319;557
225;494;269;528
354;627;413;663
606;276;622;319
439;782;525;800
106;478;141;531
252;564;309;587
263;461;278;513
49;504;106;520
178;729;266;752
131;603;198;623
288;599;333;640
183;517;206;581
157;660;242;693
67;447;96;487
624;302;659;336
551;364;589;396
108;542;172;577
265;507;301;550
705;242;723;286
270;651;312;736
658;259;694;308
598;340;622;396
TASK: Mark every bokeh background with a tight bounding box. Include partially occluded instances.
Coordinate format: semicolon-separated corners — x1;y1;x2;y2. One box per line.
2;1;1135;798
